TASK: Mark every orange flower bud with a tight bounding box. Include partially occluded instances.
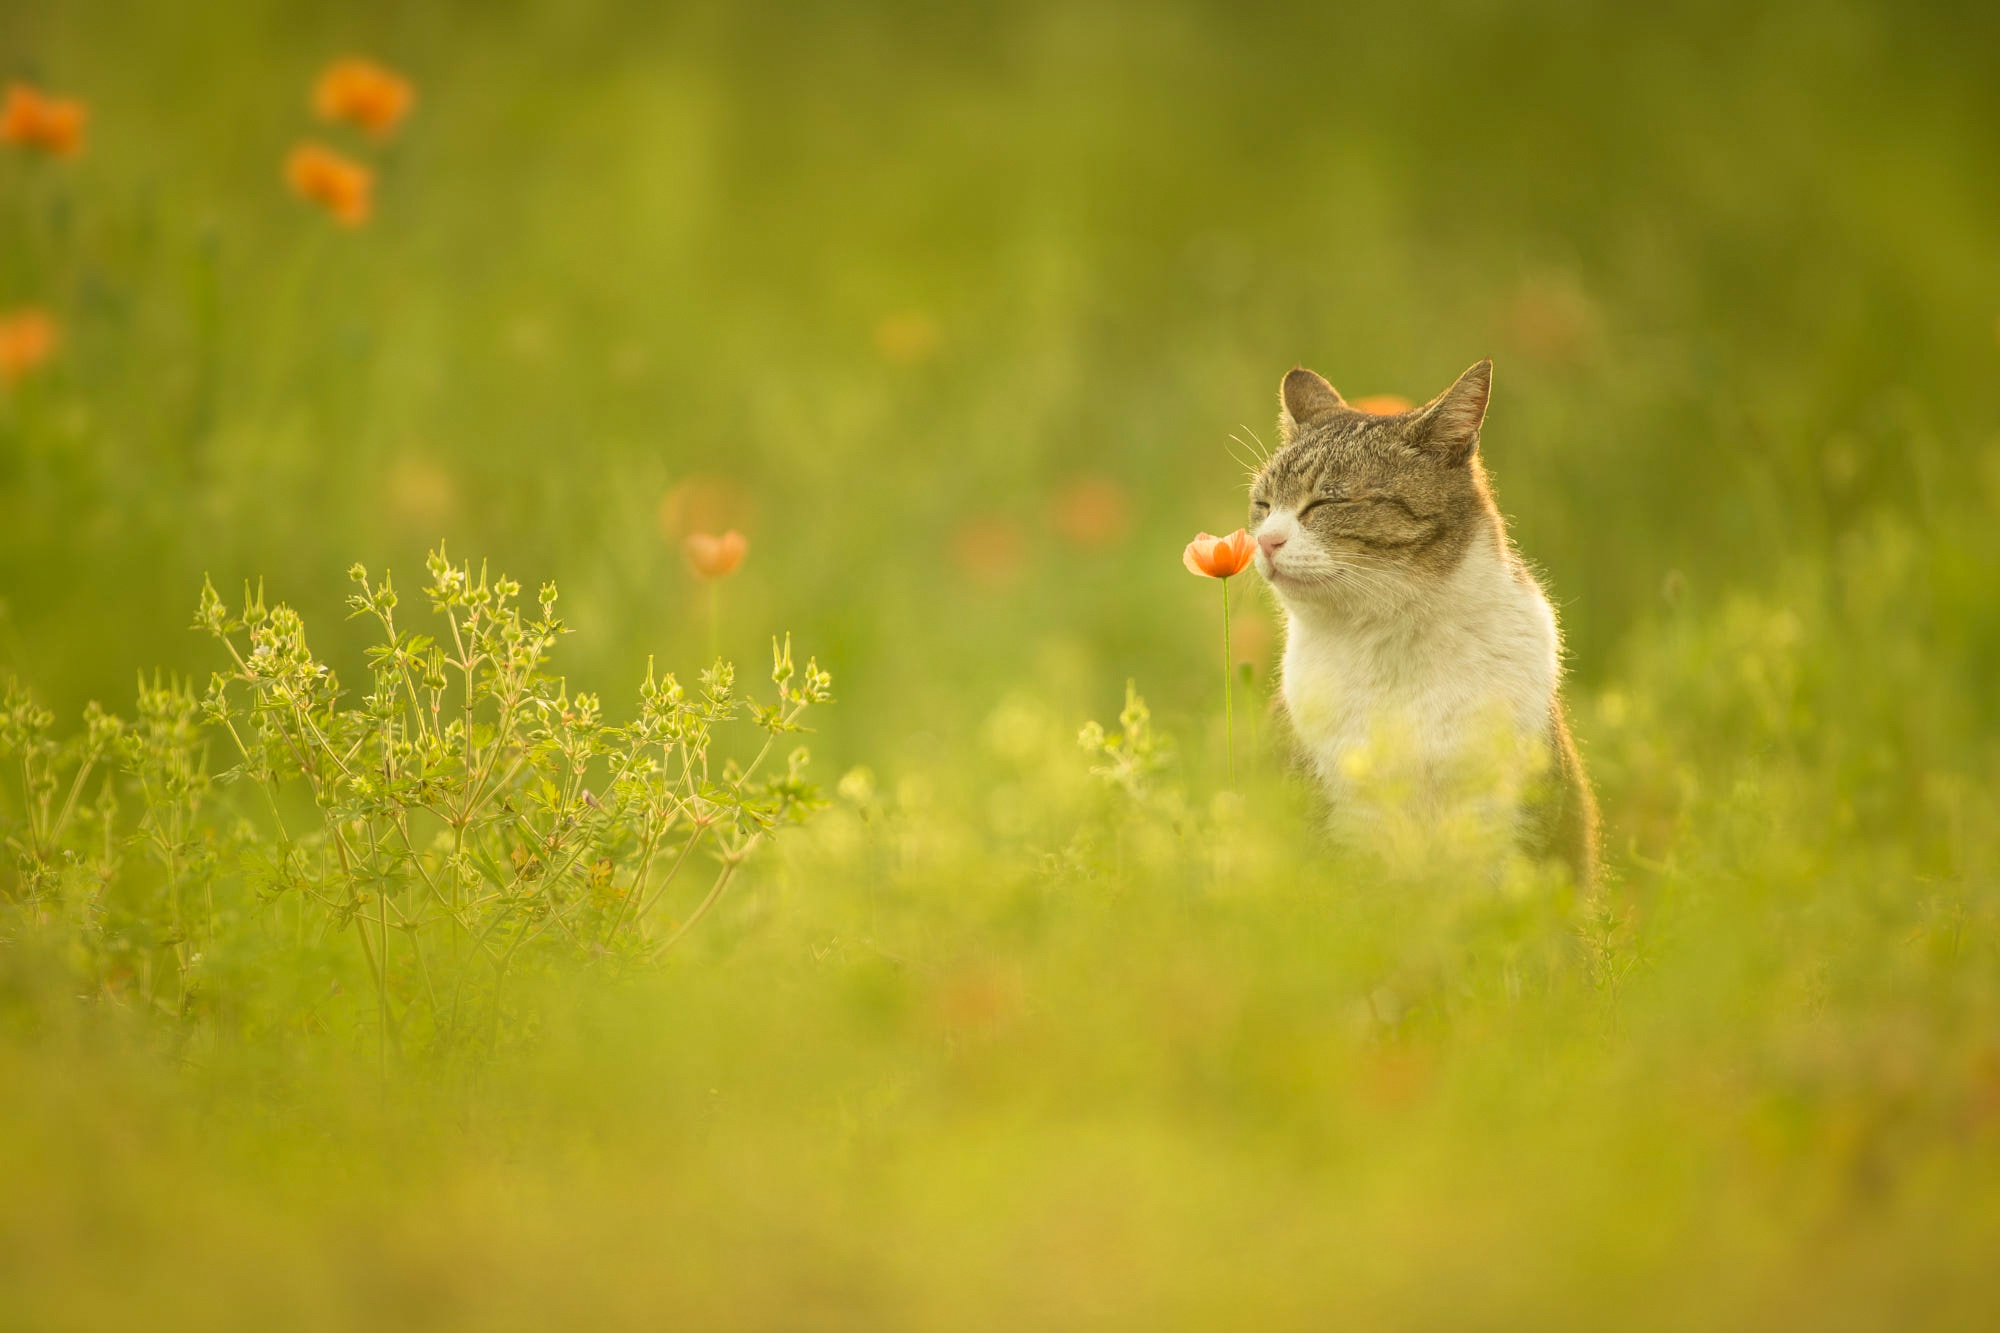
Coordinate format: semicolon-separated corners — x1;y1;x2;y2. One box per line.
2;83;87;158
683;531;748;580
1182;529;1255;579
313;59;414;139
0;308;58;384
952;517;1026;590
286;142;373;226
1052;476;1132;550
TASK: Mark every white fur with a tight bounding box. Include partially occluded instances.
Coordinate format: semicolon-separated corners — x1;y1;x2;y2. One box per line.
1257;506;1559;858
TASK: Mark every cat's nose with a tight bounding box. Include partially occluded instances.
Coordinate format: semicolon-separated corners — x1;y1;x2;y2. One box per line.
1258;529;1288;557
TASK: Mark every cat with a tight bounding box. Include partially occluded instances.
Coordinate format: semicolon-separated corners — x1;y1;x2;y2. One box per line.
1248;360;1597;885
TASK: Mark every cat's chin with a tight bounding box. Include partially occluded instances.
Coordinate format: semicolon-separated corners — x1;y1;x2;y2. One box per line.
1258;569;1325;613
1256;554;1300;585
1265;572;1406;622
1259;561;1327;596
1255;566;1295;596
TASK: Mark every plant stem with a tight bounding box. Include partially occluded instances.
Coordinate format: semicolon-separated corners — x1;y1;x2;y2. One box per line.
654;835;762;959
1222;576;1235;786
708;581;720;664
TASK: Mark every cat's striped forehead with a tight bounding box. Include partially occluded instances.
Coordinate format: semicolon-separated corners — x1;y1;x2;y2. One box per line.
1254;413;1423;501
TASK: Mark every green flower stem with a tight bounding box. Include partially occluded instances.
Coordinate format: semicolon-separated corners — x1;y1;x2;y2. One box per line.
1222;575;1234;786
709;580;721;665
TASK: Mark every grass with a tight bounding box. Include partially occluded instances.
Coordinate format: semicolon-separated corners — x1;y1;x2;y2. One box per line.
3;0;2000;1326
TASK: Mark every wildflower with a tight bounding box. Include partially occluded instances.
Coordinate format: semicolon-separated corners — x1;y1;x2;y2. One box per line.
386;456;456;534
874;310;941;365
658;476;754;542
836;766;877;805
313;58;414;139
1183;528;1254;785
683;531;747;580
1;82;87;157
0;308;58;384
1507;274;1595;365
1052;475;1132;549
953;516;1026;590
1181;529;1254;579
685;531;747;664
1351;394;1413;415
285;142;373;226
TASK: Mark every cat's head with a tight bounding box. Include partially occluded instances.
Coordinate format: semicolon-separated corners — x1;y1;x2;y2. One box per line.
1249;360;1499;614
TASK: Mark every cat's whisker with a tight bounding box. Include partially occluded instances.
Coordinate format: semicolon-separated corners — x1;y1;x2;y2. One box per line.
1224;436;1262;481
1231;427;1270;466
1281;560;1401;613
1225;433;1268;479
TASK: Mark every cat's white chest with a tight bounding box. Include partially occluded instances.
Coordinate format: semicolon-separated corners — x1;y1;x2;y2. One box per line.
1278;548;1560;836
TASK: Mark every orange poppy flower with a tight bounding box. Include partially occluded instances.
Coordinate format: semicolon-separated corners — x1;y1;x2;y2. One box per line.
953;516;1027;590
385;455;457;534
1;83;87;157
1351;394;1413;415
684;530;747;579
1182;529;1254;579
1052;475;1132;549
873;310;941;365
657;475;755;543
1187;530;1256;784
0;308;58;384
313;58;414;139
285;142;373;226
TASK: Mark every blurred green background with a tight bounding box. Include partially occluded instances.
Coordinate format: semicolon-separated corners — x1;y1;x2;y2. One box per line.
7;0;1993;762
6;0;2000;1327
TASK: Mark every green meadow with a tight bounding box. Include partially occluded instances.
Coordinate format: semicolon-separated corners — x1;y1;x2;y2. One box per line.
5;1;2000;1326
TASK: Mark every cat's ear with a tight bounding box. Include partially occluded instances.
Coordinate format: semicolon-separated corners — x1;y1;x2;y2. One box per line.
1279;366;1344;442
1413;359;1491;464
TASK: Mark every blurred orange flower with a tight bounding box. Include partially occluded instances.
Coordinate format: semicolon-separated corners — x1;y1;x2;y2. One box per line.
658;475;755;543
1;82;86;157
953;516;1027;590
1182;529;1254;579
1351;394;1413;415
684;530;747;579
928;964;1025;1038
286;142;373;226
385;455;457;535
314;58;414;139
1506;275;1595;365
874;310;941;365
1052;475;1132;549
0;308;58;384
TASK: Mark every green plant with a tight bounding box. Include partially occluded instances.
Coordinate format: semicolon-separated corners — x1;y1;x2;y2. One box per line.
2;548;835;1057
1;674;125;950
1078;679;1172;802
